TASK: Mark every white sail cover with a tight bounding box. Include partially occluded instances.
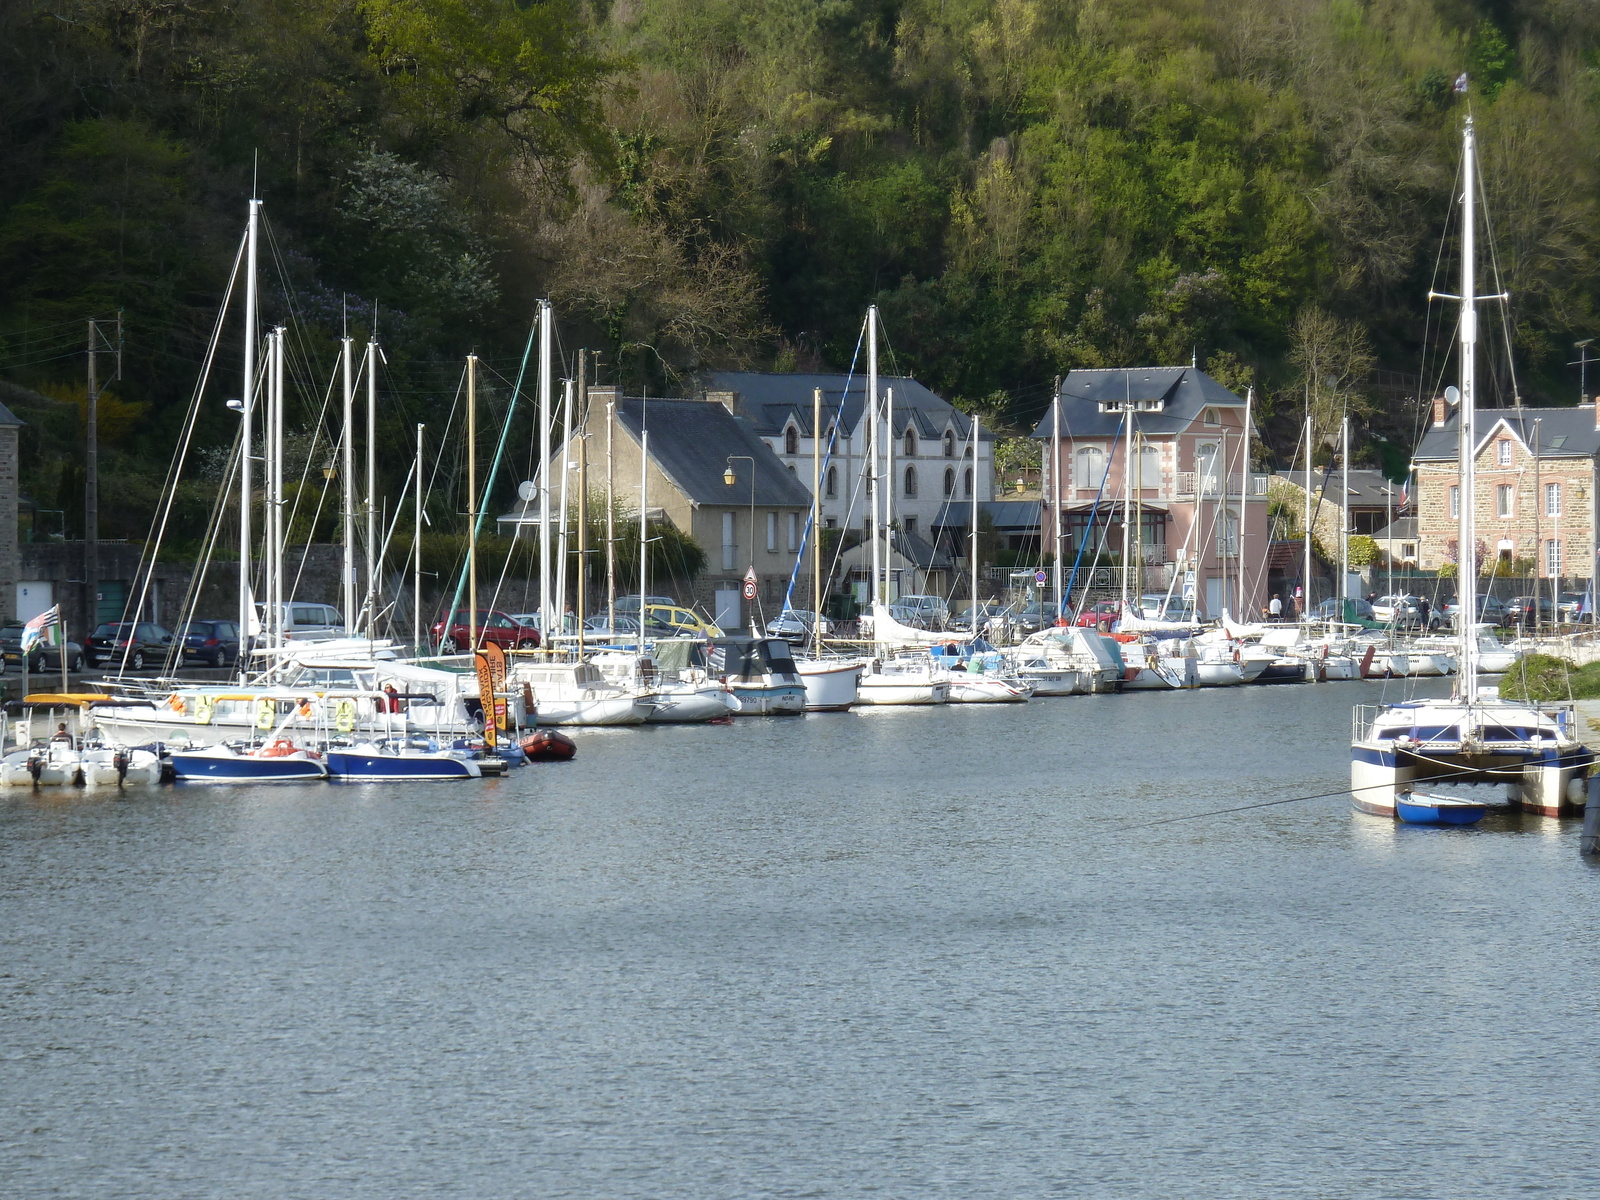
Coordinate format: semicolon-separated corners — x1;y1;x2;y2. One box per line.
866;603;956;648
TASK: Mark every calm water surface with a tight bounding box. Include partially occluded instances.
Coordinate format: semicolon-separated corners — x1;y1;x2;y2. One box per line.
4;678;1599;1198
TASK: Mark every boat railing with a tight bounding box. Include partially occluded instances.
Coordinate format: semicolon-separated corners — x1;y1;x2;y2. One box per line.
1352;704;1382;743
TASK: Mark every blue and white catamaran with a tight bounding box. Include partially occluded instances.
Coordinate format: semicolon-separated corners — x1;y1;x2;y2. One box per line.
1350;114;1591;819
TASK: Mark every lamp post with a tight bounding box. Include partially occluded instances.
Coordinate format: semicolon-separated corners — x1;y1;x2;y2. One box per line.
725;455;756;626
1573;339;1596;404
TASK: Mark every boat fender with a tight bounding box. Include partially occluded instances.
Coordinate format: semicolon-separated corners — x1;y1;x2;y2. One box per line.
334;699;357;734
255;698;276;731
194;696;215;725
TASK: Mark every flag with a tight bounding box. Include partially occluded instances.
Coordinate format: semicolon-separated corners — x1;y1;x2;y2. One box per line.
20;606;60;655
1454;72;1469;94
1399;479;1409;512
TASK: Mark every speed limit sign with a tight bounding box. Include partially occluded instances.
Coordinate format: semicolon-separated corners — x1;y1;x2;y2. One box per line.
742;580;757;600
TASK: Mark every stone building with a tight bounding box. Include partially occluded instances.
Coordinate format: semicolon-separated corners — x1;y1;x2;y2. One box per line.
1412;396;1598;581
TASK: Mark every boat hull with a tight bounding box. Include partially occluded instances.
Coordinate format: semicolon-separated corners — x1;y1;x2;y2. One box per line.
946;679;1031;703
644;687;739;722
728;683;807;715
1396;796;1487;825
535;697;652;726
325;748;480;781
856;678;949;706
170;750;328;782
796;660;863;711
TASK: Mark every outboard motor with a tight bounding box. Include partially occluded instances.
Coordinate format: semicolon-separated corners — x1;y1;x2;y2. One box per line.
27;755;43;788
113;749;130;787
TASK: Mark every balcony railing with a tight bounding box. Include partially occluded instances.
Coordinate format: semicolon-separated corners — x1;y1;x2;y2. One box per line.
1172;472;1270;499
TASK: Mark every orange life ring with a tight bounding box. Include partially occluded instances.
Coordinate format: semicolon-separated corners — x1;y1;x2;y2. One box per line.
166;695;187;714
260;738;297;758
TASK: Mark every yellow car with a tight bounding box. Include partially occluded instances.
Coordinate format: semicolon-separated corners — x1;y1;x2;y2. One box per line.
642;604;722;638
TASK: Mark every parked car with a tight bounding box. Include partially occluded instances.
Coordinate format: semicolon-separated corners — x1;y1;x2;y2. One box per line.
1311;597;1378;623
85;621;173;669
257;602;346;642
1441;594;1507;626
1371;594;1423;626
178;619;243;667
640;603;722;638
1557;591;1592;623
1075;600;1123;628
430;610;542;653
896;594;951;629
1503;595;1556;626
1136;593;1198;623
0;624;84;673
766;609;834;642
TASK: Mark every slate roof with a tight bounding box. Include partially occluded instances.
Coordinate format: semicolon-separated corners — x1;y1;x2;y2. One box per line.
701;371;992;442
1275;468;1402;508
890;527;954;571
1030;367;1249;438
1374;517;1418;541
931;500;1042;531
1413;404;1600;461
611;397;812;508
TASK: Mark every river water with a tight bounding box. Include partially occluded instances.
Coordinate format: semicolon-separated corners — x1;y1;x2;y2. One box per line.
4;677;1599;1198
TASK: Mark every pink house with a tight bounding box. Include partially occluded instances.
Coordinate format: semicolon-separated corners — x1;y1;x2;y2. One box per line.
1035;367;1271;620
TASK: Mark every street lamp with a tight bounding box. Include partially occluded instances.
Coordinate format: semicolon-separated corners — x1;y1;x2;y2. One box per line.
1573;339;1595;404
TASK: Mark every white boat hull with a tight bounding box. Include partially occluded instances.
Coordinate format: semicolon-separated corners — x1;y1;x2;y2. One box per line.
1195;661;1247;687
796;659;863;711
642;686;738;723
856;678;949;706
535;696;652;726
946;678;1032;703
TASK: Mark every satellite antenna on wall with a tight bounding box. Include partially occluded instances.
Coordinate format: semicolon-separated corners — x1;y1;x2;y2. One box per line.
517;480;537;502
1444;385;1461;406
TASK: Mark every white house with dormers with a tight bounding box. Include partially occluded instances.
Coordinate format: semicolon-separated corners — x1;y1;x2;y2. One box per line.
698;371;996;540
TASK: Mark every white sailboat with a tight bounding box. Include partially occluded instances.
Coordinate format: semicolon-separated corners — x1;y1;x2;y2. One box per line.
1350;113;1591;819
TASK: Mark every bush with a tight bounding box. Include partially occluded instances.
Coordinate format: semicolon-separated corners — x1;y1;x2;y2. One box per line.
1499;654;1600;702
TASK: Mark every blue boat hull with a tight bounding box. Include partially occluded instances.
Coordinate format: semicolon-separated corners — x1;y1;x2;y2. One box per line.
170;754;328;783
1396;798;1487;826
326;751;477;781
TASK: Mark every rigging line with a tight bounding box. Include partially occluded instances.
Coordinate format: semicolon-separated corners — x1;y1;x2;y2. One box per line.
281;350;343;600
1476;160;1522;406
160;431;243;674
116;225;249;677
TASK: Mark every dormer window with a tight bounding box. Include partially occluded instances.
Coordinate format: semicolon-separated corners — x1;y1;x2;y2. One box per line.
1496;439;1511;466
1203;407;1220;426
942;430;955;458
784;426;799;455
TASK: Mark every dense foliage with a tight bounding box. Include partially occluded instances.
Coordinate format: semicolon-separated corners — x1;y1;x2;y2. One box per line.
4;0;1600;539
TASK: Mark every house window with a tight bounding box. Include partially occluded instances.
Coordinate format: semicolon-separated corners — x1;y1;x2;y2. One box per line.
904;517;918;537
1496;484;1513;518
904;430;916;457
964;467;973;498
721;512;737;571
784;426;798;455
1139;445;1161;488
824;517;836;528
1076;446;1106;488
904;465;918;496
825;465;837;497
1546;482;1562;517
1449;485;1460;518
1401;542;1417;560
1547;538;1562;576
786;512;799;552
943;467;955;497
766;511;778;552
1497;440;1512;465
1203;407;1220;426
1197;442;1220;494
1217;507;1239;557
943;430;955;458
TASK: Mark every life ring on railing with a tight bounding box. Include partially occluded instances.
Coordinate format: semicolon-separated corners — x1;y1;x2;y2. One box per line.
334;699;356;734
194;696;214;725
166;694;187;715
296;698;314;718
255;698;276;730
260;738;297;758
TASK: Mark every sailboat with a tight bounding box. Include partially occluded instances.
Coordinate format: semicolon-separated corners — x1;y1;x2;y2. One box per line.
1350;113;1592;820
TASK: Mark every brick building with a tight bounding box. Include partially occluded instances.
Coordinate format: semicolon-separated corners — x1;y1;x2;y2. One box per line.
1412;397;1598;582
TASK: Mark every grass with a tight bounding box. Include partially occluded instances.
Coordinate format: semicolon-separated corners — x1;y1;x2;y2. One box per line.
1498;653;1600;702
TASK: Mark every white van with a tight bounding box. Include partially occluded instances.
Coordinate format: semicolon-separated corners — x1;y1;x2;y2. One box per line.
257;602;346;642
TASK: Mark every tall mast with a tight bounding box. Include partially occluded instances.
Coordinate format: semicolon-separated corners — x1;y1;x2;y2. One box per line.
1052;394;1063;618
239;197;259;676
1340;414;1350;618
414;423;424;652
270;326;285;650
467;354;478;652
1456;115;1481;693
1121;411;1133;613
556;380;573;638
971;412;981;632
639;421;649;623
886;383;895;587
1303;410;1313;622
341;335;356;633
867;307;881;609
366;335;379;640
1241;387;1252;617
538;300;553;640
606;395;616;634
576;351;588;653
812;386;823;654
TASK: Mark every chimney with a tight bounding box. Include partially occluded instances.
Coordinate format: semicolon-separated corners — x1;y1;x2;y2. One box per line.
1432;395;1449;427
706;389;741;415
1592;396;1599;432
589;385;620;407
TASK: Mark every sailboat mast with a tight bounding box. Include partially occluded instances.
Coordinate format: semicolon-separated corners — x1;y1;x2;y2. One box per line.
812;386;823;655
341;336;356;634
1341;414;1350;617
1241;387;1252;617
868;307;881;609
366;337;379;641
1303;411;1313;622
270;326;285;650
1457;115;1481;692
971;412;981;632
1121;411;1133;613
239;198;259;676
639;424;649;621
414;423;424;653
606;395;616;634
556;379;573;638
467;354;478;652
1052;394;1063;619
538;299;553;643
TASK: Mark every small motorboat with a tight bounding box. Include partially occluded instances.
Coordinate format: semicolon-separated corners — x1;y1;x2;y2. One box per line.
520;728;576;762
169;739;328;783
325;739;483;782
1395;792;1488;826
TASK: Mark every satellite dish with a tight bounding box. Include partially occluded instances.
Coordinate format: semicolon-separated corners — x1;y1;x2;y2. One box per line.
1444;386;1461;405
517;480;537;502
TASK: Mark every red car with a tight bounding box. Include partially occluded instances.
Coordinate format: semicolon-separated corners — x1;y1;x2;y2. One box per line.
1074;601;1122;628
430;610;541;653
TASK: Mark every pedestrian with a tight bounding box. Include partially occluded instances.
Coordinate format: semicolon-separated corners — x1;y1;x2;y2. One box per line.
1417;596;1431;630
1269;594;1283;621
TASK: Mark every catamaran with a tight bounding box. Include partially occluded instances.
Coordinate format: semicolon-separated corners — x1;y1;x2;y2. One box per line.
1350;114;1592;819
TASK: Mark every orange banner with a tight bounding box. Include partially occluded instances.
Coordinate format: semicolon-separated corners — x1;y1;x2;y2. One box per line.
483;642;508;731
473;650;498;748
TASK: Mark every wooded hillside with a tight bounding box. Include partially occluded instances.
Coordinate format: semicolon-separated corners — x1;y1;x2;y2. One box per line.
3;0;1598;535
